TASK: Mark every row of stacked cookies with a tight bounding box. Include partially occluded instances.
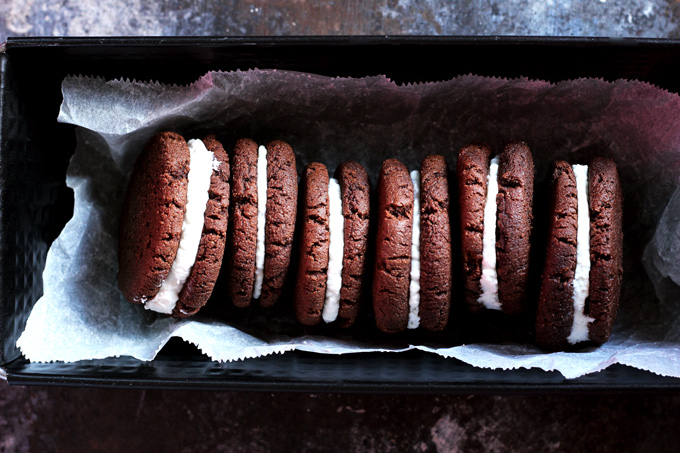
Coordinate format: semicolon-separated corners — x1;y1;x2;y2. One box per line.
117;132;623;351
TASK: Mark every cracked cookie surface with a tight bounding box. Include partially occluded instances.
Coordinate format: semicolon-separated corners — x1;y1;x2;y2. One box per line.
294;162;331;325
118;131;190;305
372;159;414;333
336;161;370;328
535;161;578;351
260;140;298;308
496;142;534;315
587;158;624;345
227;138;260;308
419;155;452;331
457;144;491;313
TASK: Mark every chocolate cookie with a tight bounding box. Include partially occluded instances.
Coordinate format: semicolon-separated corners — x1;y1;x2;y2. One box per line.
335;161;371;328
294;163;331;325
260;140;298;307
227;138;260;308
535;158;623;351
118;132;230;318
496;142;534;315
457;144;491;313
293;161;371;327
457;142;534;315
227;139;298;308
535;161;577;349
373;159;414;333
418;155;452;331
587;158;624;344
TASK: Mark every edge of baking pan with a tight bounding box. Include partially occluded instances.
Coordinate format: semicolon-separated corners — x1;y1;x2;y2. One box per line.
4;350;680;394
1;35;674;45
0;50;22;369
2;36;680;391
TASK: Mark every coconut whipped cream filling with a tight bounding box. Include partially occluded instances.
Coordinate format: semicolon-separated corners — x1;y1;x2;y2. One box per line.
478;156;502;310
145;139;216;314
568;164;594;344
253;145;268;300
322;178;344;323
407;170;421;329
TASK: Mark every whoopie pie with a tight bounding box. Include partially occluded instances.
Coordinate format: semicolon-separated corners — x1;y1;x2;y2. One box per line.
457;142;534;316
294;161;370;327
535;158;623;351
227;138;298;308
118;131;230;318
372;156;452;333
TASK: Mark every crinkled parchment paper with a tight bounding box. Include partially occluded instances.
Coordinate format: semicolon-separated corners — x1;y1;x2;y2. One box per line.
15;70;680;379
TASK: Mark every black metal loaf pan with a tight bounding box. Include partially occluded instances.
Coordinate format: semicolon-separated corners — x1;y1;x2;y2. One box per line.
1;36;680;392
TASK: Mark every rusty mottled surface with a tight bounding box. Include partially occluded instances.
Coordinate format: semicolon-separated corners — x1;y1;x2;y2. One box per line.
2;380;680;452
1;0;679;40
2;1;680;452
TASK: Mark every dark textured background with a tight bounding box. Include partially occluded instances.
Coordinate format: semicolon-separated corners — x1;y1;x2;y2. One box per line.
2;1;680;452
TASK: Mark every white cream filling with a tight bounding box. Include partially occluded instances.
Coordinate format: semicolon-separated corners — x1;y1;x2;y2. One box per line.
322;178;344;323
145;139;215;314
253;145;268;300
568;164;594;344
478;156;502;310
407;170;421;329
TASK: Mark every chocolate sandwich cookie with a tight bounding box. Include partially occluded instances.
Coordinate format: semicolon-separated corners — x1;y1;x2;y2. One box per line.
535;158;623;351
118;131;230;318
294;161;370;327
227;139;298;308
457;142;534;315
373;156;451;333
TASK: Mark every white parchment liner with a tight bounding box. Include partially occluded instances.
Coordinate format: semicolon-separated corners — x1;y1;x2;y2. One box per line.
15;70;680;379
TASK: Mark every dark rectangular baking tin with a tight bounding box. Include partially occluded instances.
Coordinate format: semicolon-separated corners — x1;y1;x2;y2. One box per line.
1;36;680;392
